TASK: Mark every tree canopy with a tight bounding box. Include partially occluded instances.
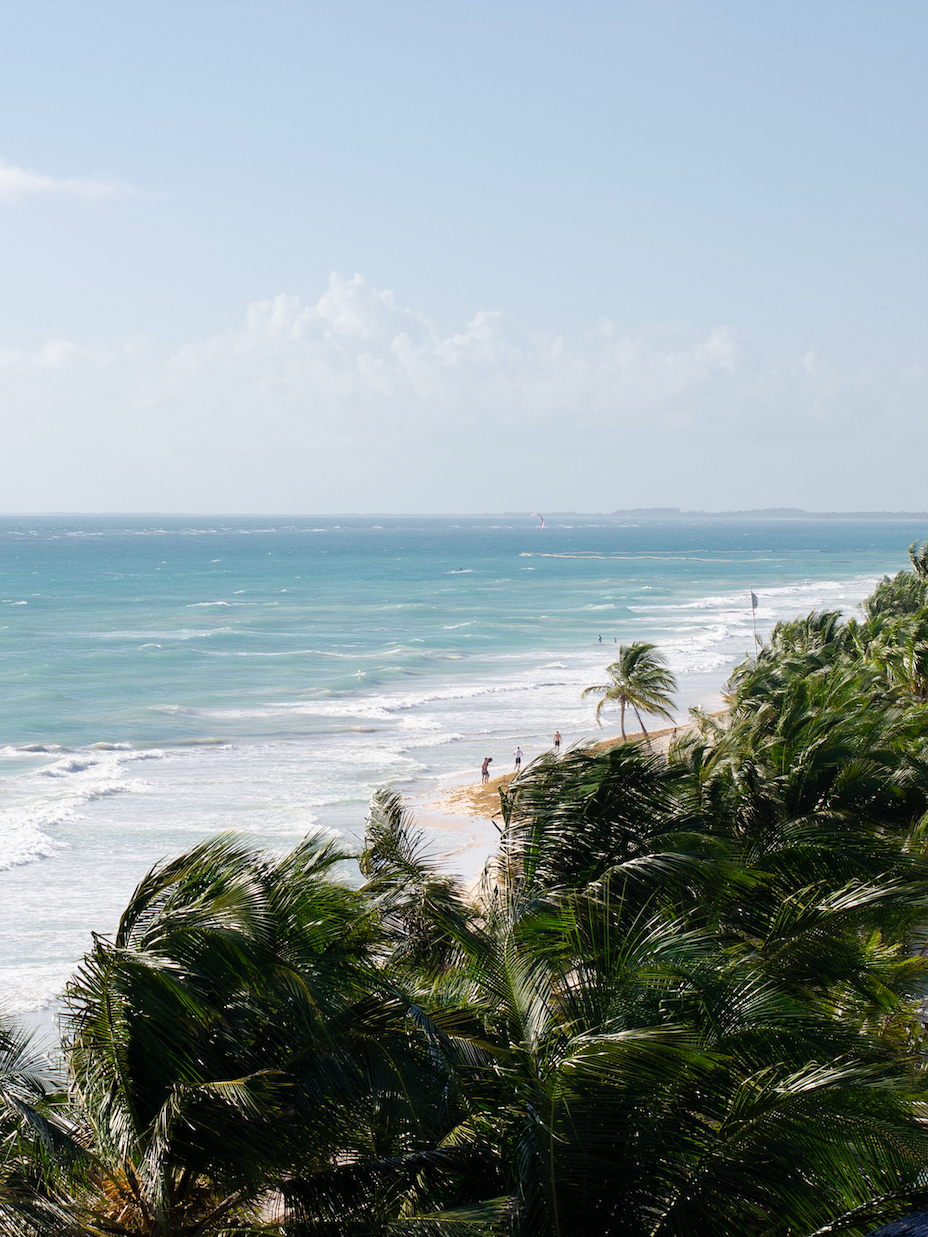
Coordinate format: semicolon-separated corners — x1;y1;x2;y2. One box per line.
581;641;678;739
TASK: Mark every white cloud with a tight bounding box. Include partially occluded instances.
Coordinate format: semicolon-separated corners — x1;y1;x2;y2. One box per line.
166;275;744;433
0;273;924;512
0;157;134;203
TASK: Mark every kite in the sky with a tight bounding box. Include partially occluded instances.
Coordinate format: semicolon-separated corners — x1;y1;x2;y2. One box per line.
531;512;545;529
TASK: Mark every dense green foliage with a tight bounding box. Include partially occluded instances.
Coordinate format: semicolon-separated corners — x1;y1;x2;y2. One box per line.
3;542;928;1235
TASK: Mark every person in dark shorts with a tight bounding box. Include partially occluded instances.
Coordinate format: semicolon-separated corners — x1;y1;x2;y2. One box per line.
553;730;561;753
513;746;523;771
481;756;492;784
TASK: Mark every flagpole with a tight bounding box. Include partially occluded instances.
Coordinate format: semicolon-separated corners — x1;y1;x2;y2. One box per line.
750;590;759;659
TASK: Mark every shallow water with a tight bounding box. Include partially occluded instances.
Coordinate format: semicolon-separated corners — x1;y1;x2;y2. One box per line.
0;513;923;1015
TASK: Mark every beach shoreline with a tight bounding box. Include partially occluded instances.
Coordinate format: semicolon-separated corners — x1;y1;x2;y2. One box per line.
408;722;688;882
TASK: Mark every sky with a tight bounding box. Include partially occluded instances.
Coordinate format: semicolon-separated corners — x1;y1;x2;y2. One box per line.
0;0;925;514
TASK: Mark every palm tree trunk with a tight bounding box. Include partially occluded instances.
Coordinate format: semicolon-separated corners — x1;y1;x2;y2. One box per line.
633;706;650;744
620;701;626;741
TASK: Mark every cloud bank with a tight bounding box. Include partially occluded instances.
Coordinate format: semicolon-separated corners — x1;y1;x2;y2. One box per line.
0;157;133;202
0;274;924;512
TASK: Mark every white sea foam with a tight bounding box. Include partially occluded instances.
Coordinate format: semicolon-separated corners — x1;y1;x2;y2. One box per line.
0;749;159;872
0;964;74;1013
90;627;236;640
653;576;877;612
0;806;63;871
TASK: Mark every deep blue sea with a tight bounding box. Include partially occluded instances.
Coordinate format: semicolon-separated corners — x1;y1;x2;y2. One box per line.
1;514;924;1018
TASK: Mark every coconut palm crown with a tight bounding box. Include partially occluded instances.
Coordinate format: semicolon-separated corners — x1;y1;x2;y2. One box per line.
909;538;928;579
582;640;677;739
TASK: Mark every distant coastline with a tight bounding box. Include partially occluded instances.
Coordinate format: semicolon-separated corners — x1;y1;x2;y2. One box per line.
606;508;928;520
3;509;927;521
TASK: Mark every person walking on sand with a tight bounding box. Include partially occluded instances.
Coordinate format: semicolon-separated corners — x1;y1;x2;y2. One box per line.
553;730;561;753
481;756;492;784
513;746;523;772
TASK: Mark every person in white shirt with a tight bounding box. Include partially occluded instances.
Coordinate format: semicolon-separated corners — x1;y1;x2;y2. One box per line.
513;746;523;771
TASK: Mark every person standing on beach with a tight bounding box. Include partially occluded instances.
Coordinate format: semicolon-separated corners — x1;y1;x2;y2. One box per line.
481;756;492;784
553;730;561;753
514;746;523;771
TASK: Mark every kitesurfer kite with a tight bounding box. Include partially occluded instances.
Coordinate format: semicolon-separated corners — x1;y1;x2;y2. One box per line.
530;512;545;529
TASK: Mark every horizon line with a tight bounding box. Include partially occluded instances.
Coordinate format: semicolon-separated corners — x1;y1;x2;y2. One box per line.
0;509;926;521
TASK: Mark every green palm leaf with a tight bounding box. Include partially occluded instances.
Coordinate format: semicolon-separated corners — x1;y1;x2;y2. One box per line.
582;642;677;739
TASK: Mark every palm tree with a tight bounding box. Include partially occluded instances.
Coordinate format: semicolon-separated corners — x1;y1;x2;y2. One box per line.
859;611;928;704
864;569;928;618
470;728;928;1236
63;830;466;1237
424;764;928;1236
62;832;384;1236
909;538;928;579
582;640;677;739
0;1014;82;1236
359;788;474;973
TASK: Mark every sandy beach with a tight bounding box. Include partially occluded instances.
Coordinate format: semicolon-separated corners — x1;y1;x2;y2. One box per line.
410;723;686;881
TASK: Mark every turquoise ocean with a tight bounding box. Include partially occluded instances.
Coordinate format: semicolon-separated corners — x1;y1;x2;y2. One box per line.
1;514;924;1021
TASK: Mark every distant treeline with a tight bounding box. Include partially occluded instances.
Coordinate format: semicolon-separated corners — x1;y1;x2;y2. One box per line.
608;506;928;519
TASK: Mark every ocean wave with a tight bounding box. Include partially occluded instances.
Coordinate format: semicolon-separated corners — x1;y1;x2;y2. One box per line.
394;731;465;750
0;809;64;871
34;752;156;793
173;737;231;746
169;672;587;725
88;627;237;640
0;748;164;873
2;743;71;755
0;964;74;1014
654;576;878;612
666;650;735;674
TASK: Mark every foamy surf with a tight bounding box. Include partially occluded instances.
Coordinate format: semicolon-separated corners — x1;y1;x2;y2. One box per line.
0;749;160;872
